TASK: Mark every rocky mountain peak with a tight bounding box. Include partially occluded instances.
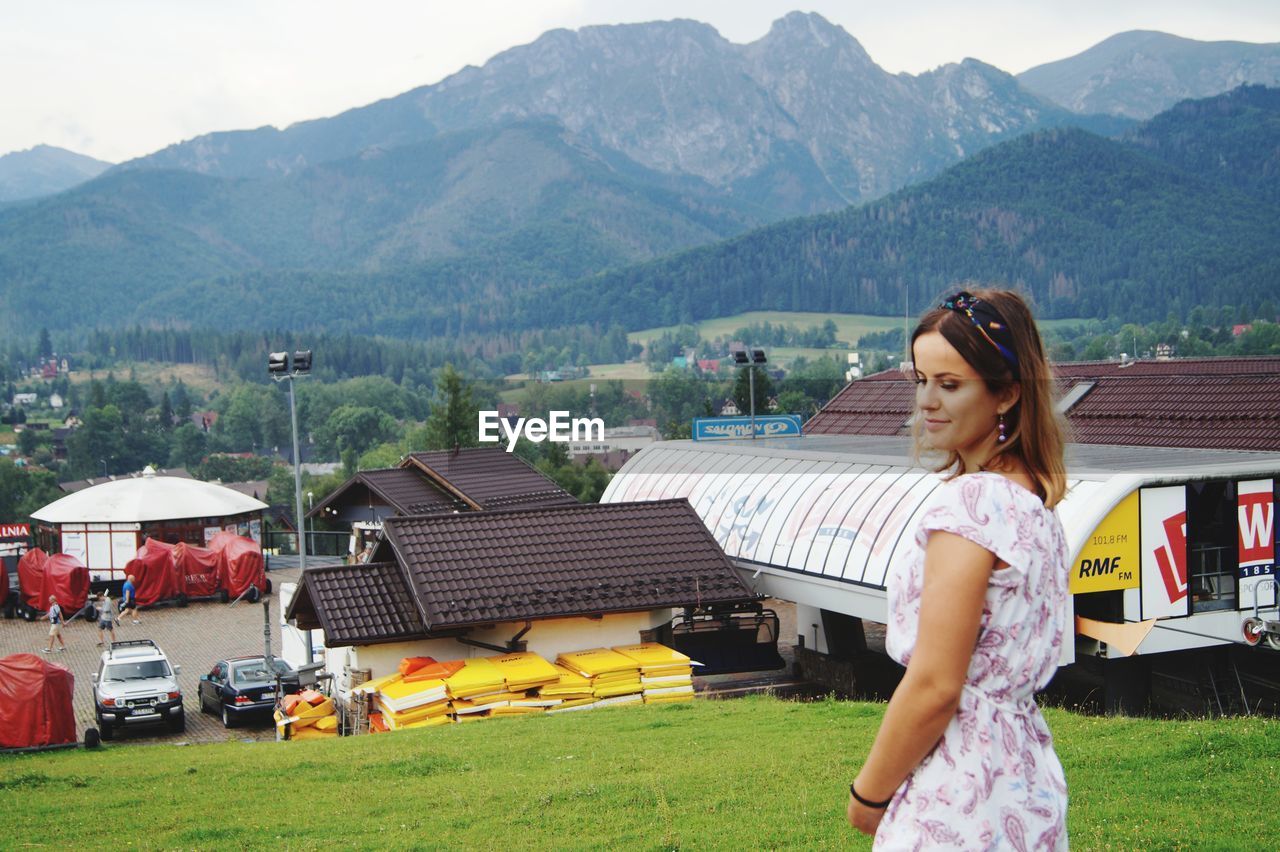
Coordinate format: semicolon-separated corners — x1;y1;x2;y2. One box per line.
750;11;874;67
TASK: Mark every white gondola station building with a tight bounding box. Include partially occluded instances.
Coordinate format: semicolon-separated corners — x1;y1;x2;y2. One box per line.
603;434;1280;711
31;466;268;582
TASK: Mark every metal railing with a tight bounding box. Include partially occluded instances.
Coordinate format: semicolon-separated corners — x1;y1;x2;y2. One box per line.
263;529;349;558
1189;545;1236;613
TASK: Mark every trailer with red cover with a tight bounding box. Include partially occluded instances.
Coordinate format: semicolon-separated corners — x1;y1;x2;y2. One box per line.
43;553;91;615
174;541;224;600
208;532;269;601
124;539;187;607
0;653;77;749
17;547;49;615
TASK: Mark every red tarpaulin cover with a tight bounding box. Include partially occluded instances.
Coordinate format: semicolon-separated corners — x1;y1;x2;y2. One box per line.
208;532;266;599
173;541;222;598
40;554;89;614
124;539;185;607
0;653;76;748
18;547;49;611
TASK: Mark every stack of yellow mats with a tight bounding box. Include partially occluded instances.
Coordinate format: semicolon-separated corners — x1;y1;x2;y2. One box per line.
488;651;562;711
444;657;514;716
352;671;405;697
377;676;451;730
556;647;643;707
491;651;560;692
614;643;698;704
540;664;596;713
277;689;340;740
451;690;532;717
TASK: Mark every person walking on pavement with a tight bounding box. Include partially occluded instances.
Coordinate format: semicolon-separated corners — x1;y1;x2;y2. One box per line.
121;573;140;623
43;595;67;652
96;592;119;646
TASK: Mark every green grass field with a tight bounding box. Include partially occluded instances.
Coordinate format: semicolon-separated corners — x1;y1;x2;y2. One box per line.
628;311;905;348
2;696;1275;848
628;312;1090;348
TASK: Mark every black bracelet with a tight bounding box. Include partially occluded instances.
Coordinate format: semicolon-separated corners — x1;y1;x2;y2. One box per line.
849;783;893;809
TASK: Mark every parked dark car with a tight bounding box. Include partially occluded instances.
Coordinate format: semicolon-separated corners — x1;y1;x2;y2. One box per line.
197;655;299;727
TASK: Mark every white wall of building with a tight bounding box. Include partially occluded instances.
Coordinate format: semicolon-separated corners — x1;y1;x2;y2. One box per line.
568;425;659;458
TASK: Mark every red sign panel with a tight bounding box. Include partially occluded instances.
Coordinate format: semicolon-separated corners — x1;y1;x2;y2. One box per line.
1154;510;1189;605
0;523;31;540
1238;481;1275;569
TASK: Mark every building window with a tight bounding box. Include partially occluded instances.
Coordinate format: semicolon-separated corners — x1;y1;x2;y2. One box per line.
1186;481;1236;613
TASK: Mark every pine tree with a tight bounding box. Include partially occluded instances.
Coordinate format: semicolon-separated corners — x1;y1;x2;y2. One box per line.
159;391;174;430
422;364;479;451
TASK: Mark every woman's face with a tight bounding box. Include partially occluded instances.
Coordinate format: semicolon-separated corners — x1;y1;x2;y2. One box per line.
911;331;1012;467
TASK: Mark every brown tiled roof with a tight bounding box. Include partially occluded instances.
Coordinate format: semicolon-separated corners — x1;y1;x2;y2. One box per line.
401;448;579;511
804;369;914;437
1052;357;1280;378
805;357;1280;451
1065;373;1280;451
308;468;460;519
285;561;427;645
382;499;754;630
355;468;460;514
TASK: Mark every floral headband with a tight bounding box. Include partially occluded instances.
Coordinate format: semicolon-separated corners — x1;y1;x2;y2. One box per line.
940;291;1020;379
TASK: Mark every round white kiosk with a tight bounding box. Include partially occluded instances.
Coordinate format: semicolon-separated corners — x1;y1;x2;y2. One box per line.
31;466;269;582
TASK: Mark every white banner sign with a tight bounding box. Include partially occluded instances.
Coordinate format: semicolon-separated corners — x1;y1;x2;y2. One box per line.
1140;486;1188;620
1238;479;1276;610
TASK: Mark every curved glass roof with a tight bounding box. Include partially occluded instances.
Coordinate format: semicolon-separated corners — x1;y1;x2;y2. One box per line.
601;436;1158;589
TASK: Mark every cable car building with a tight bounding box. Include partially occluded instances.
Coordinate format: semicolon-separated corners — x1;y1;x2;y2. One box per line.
603;433;1280;712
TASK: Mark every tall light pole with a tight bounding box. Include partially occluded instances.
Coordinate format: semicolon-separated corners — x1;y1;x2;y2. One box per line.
732;347;768;438
269;350;311;571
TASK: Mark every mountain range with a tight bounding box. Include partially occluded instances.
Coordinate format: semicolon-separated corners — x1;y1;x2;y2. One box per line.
1;13;1278;339
0;145;111;203
1018;30;1280;119
498;88;1280;332
114;13;1122;215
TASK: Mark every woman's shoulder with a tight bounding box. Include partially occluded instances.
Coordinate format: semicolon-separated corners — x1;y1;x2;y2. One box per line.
941;471;1046;507
925;472;1052;529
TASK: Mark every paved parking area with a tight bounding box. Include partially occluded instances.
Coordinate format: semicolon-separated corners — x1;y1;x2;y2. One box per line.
4;560;807;748
0;566;304;747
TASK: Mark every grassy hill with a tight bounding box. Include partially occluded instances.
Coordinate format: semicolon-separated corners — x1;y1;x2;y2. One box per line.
2;696;1275;848
627;311;902;348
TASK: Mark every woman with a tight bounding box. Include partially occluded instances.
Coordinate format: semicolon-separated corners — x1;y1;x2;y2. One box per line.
848;288;1070;849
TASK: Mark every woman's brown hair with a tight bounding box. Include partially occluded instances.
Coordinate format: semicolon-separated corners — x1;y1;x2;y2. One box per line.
910;287;1068;507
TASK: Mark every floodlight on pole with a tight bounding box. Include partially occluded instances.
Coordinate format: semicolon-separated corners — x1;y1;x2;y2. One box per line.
731;345;766;438
269;349;312;573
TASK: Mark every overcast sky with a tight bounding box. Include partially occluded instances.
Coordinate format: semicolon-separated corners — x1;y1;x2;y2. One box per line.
4;0;1278;163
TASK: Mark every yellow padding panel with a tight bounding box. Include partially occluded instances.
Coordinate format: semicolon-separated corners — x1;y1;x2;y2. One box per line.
612;643;693;669
491;652;560;689
445;657;506;698
556;648;639;677
593;681;643;698
313;715;339;732
402;714;454;729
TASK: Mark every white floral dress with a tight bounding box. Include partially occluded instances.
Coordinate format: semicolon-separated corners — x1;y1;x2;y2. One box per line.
877;473;1070;851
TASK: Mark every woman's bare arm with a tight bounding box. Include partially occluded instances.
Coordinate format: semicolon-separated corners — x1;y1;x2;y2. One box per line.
849;531;995;832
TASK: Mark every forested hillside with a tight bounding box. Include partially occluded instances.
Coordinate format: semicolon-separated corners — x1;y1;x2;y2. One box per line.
1124;85;1280;206
0;120;763;336
494;123;1280;329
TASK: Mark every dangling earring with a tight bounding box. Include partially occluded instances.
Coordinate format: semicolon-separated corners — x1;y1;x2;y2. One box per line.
997;413;1007;443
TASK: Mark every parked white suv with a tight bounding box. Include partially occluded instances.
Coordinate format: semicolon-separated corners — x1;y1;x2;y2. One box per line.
92;639;185;740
